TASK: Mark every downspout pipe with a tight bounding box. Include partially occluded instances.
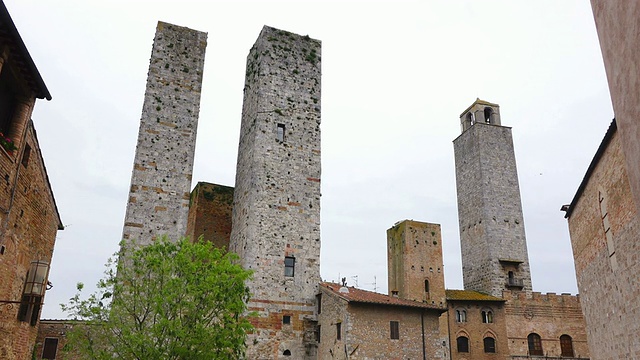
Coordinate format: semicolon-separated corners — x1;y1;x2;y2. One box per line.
421;310;426;360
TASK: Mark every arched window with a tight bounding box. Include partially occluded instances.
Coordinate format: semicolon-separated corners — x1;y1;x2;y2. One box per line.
482;309;494;323
456;309;467;323
483;337;496;353
467;112;474;126
283;349;291;356
484;107;493;123
560;334;574;357
456;336;469;353
424;279;430;293
527;333;543;356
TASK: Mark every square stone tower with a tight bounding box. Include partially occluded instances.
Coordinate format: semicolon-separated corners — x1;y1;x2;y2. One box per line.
453;99;532;297
121;22;207;246
387;220;446;307
229;26;321;359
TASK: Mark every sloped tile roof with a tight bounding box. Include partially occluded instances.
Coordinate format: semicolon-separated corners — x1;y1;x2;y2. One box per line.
445;289;505;302
320;282;446;311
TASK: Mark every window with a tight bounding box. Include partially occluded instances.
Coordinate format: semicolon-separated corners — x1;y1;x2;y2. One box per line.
21;144;30;167
277;123;285;142
560;334;574;357
42;337;58;359
484;337;496;353
283;315;291;324
528;333;543;356
316;325;321;343
283;349;291;356
484;107;493;123
0;66;18;135
336;322;342;340
482;309;494;323
316;293;322;314
424;279;430;293
456;309;467;323
390;321;399;340
284;256;295;277
456;336;469;353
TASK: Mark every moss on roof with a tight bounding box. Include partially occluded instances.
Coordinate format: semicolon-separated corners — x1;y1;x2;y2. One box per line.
445;289;505;302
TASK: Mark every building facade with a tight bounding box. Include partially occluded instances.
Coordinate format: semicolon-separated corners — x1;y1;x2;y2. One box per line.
185;181;233;249
0;2;63;359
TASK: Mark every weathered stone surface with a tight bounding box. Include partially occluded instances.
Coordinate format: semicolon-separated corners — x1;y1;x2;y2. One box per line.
121;22;207;246
453;100;532;297
229;26;321;359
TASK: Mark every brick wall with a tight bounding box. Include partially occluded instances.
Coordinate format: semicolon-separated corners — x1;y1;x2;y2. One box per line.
447;299;509;360
502;291;589;358
567;126;638;359
185;182;233;249
0;121;62;359
387;220;446;307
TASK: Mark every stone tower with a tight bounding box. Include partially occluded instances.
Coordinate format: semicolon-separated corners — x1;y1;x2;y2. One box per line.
121;22;207;246
229;26;321;359
453;99;532;297
387;220;446;307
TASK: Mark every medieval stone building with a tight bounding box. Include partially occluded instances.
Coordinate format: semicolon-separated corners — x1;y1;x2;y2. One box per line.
0;1;64;359
561;2;640;359
46;18;595;360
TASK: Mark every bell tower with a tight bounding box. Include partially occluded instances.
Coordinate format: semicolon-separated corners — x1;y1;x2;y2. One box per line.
453;99;532;297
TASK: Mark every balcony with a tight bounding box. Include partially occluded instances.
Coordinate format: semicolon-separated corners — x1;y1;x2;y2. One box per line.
506;277;524;288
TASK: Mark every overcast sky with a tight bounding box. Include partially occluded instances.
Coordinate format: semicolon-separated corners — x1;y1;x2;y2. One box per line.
7;0;613;319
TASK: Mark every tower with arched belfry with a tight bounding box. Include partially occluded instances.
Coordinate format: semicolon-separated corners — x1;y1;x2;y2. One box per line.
453;99;532;297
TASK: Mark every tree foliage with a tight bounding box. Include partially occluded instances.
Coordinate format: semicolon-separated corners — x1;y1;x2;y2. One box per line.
61;236;253;360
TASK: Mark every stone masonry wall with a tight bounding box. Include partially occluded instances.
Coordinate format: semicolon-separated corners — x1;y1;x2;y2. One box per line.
317;287;444;360
121;22;206;246
454;116;532;297
230;26;321;359
0;121;62;360
387;220;446;307
185;182;233;249
567;127;639;359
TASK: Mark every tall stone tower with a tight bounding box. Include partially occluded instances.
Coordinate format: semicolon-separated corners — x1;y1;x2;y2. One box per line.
387;220;446;307
453;99;532;297
121;22;207;246
230;26;321;359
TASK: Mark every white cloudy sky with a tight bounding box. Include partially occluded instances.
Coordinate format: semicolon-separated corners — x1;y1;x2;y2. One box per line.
7;0;613;319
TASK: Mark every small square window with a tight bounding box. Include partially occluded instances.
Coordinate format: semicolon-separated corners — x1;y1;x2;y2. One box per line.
277;123;285;142
284;256;295;277
390;321;400;340
283;315;291;324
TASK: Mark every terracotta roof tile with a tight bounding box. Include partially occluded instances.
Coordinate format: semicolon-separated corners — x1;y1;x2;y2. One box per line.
445;289;505;302
320;282;446;311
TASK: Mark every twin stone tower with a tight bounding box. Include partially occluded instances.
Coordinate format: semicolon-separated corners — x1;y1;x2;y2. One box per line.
121;22;532;359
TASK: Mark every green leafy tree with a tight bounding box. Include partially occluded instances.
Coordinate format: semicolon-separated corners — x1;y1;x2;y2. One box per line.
61;236;253;360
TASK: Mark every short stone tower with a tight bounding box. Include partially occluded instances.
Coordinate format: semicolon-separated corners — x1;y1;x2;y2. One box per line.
121;22;207;246
229;26;321;359
387;220;446;307
453;99;532;297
